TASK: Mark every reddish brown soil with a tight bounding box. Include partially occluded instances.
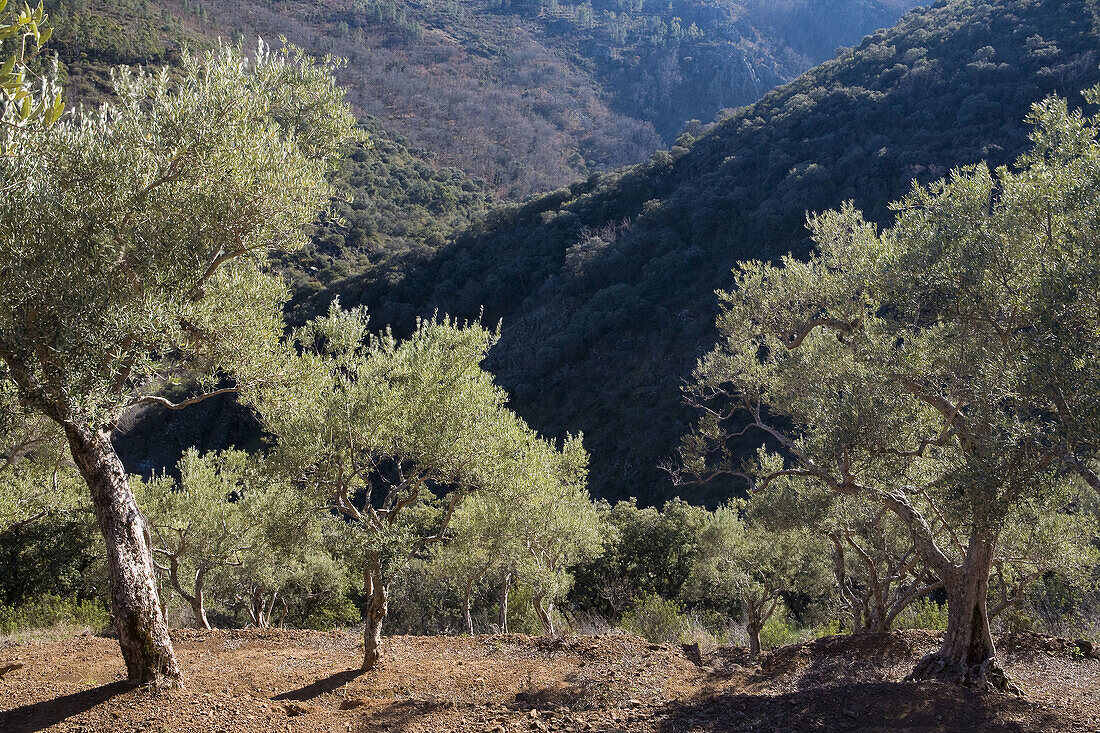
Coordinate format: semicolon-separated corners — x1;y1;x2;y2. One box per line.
0;628;1097;732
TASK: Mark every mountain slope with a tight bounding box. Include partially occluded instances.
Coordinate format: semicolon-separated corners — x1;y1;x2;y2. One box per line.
310;0;1100;504
53;0;920;198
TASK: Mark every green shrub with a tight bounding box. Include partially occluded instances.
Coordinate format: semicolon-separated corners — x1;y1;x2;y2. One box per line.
808;618;842;639
759;605;801;650
893;598;949;631
299;593;361;631
0;595;111;635
506;584;552;635
621;593;687;644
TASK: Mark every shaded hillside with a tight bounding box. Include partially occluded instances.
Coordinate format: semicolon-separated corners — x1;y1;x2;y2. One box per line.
278;119;496;297
309;0;1100;505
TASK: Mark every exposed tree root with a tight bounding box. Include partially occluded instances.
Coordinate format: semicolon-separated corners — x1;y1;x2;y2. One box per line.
907;652;1022;695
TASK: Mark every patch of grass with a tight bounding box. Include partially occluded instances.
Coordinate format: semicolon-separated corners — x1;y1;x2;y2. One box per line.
0;595;111;642
893;598;949;631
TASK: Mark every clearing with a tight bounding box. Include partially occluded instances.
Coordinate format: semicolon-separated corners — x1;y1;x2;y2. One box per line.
0;628;1098;731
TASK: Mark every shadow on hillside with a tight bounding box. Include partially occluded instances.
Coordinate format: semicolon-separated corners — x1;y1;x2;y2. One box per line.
655;682;1063;732
0;679;130;733
273;668;362;702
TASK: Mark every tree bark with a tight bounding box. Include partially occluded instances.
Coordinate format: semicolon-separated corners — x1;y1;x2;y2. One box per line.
190;595;210;631
166;556;211;630
830;534;867;634
497;570;511;634
908;534;1019;693
746;621;761;657
246;585;270;628
362;551;387;671
463;577;474;635
64;422;181;688
533;592;554;636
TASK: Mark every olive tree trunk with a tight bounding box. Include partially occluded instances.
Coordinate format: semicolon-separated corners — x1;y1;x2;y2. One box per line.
533;591;555;636
908;535;1019;693
64;422;181;688
746;620;762;657
497;569;511;634
164;554;211;630
362;551;388;671
463;576;475;635
190;594;210;631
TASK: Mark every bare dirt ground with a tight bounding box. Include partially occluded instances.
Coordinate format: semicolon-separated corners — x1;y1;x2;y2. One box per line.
0;628;1097;732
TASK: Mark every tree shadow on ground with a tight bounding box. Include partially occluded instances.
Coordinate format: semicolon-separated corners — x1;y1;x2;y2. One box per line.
272;668;362;702
654;682;1065;732
352;698;451;733
0;679;131;733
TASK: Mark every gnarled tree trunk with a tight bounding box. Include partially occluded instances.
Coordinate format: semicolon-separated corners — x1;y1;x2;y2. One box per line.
190;594;210;631
165;554;211;630
64;422;181;688
533;591;554;636
908;534;1018;693
362;551;388;671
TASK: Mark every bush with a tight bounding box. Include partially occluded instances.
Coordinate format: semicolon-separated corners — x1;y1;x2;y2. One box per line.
0;595;111;635
893;598;949;631
620;593;687;644
758;605;801;650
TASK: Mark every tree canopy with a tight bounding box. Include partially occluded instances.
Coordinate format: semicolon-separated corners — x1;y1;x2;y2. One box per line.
682;86;1100;691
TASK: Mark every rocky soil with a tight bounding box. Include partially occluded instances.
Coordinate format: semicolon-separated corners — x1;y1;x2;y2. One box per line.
1;628;1098;732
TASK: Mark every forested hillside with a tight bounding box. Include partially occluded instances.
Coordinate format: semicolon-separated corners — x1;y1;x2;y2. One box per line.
306;0;1100;505
44;0;920;198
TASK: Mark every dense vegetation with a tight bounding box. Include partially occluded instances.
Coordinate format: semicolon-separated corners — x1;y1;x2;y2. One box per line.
309;0;1100;505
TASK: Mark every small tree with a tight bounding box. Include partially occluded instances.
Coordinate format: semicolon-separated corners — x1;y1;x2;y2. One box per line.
261;305;580;669
740;459;943;635
445;438;602;635
682;90;1100;690
515;442;603;635
138;449;306;630
686;500;827;656
825;499;942;634
570;498;707;621
429;491;515;635
0;42;358;685
216;521;343;629
988;489;1099;623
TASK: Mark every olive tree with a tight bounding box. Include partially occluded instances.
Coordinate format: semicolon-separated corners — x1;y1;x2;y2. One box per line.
137;449;311;630
682;90;1100;690
444;438;602;635
988;490;1099;624
685;499;828;656
214;513;346;630
825;498;942;634
429;489;516;634
0;43;358;685
514;443;603;635
0;0;64;151
260;305;576;669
